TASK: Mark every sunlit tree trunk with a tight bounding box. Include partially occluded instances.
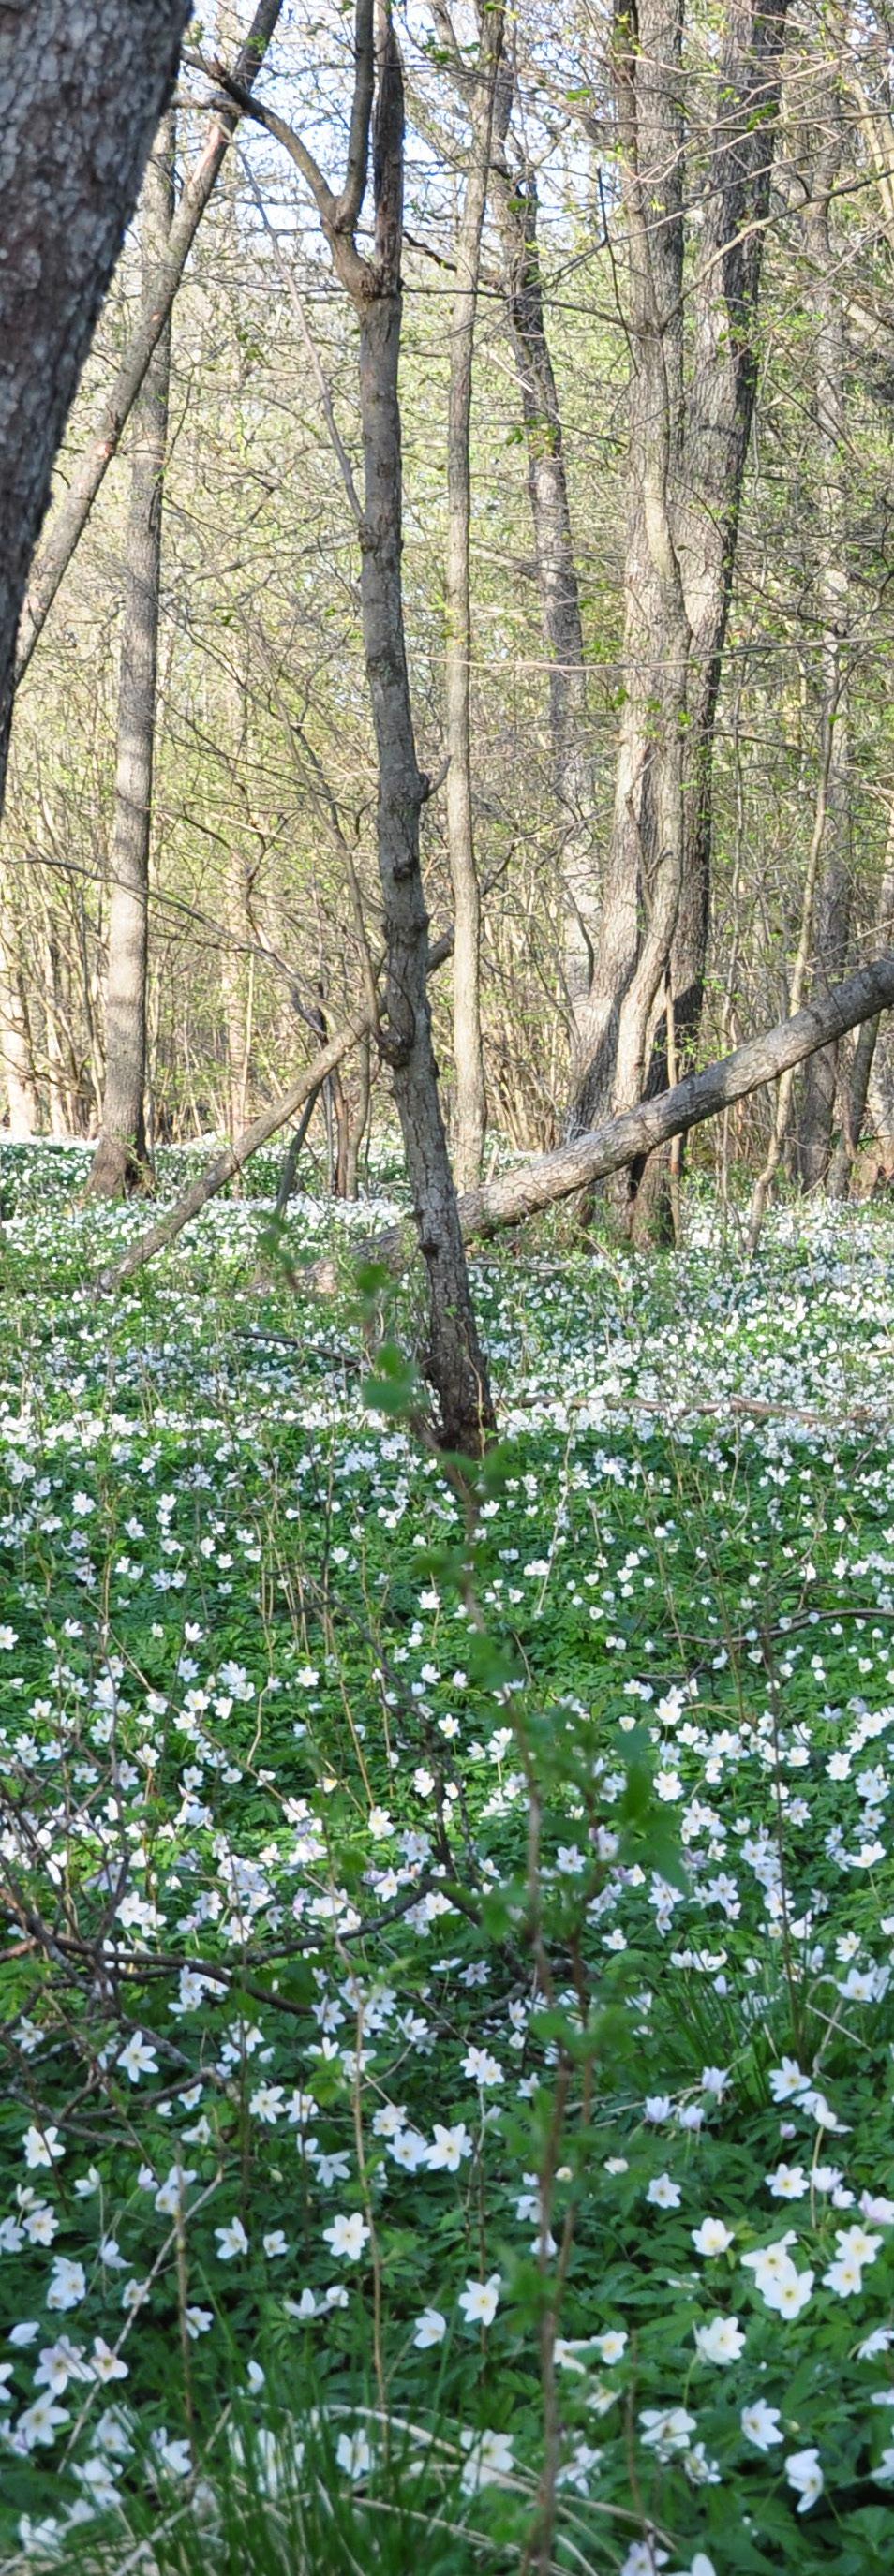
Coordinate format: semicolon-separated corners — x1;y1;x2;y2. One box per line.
491;51;599;1040
90;111;175;1197
443;1;503;1189
797;96;852;1191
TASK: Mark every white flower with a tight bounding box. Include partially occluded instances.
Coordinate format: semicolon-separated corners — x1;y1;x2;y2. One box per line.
90;2339;128;2384
215;2218;249;2261
46;2258;86;2313
693;2315;746;2364
322;2212;369;2261
15;2396;70;2448
117;2032;158;2083
785;2446;823;2512
457;2273;501;2327
460;2428;514;2491
740;2399;783;2451
593;2329;628;2363
873;2444;894;2486
767;2163;808;2200
646;2172;681;2209
262;2231;289;2258
639;2405;695;2458
249;2084;285;2124
461;2046;503;2087
426;2122;473;2171
413;2308;447;2348
692;2217;735;2256
185;2308;214;2337
335;2429;372;2480
768;2058;811;2103
22;2124;64;2170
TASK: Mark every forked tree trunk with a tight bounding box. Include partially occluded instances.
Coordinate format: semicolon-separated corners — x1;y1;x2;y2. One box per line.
443;1;504;1190
218;0;495;1448
91;111;175;1198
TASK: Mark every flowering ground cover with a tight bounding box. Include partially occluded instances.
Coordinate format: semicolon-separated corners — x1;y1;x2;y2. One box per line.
1;1144;894;2571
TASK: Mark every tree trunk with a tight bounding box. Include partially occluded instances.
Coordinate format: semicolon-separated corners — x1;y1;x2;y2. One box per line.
566;0;792;1191
358;281;494;1448
828;826;894;1197
567;0;688;1172
444;2;503;1190
796;97;852;1191
15;0;283;688
491;56;598;1031
90;111;175;1198
0;896;38;1137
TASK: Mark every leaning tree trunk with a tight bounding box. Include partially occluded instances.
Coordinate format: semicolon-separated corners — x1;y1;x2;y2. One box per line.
490;53;599;1035
91;110;175;1198
0;0;190;819
443;1;504;1190
796;97;852;1191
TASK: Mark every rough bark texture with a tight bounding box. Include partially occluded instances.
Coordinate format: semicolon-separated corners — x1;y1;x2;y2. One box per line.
90;111;175;1198
797;98;852;1191
491;55;598;1024
566;0;792;1179
0;0;190;811
16;0;284;688
444;4;503;1190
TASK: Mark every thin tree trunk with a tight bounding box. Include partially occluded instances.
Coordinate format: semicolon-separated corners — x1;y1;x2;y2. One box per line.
444;2;503;1189
0;0;190;822
797;97;852;1190
90;111;175;1198
15;0;283;688
746;703;835;1252
0;897;38;1137
490;54;598;1029
828;826;894;1196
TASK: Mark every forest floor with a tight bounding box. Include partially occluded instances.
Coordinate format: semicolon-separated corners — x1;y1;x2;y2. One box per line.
1;1144;894;2575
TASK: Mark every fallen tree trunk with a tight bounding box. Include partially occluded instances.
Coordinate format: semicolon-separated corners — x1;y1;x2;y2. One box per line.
372;951;894;1266
15;0;283;686
100;948;894;1296
97;1009;372;1289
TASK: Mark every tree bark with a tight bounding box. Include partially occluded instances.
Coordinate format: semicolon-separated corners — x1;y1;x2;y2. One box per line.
0;0;190;820
490;52;598;1029
15;0;283;689
90;111;175;1198
443;1;503;1190
796;96;852;1191
566;0;792;1189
